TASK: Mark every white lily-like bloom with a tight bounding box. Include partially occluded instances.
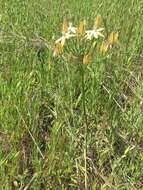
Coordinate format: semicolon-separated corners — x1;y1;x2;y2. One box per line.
85;28;104;40
55;32;76;46
67;22;77;34
55;23;77;47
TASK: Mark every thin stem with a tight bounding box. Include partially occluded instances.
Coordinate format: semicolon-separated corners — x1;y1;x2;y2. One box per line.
81;64;88;190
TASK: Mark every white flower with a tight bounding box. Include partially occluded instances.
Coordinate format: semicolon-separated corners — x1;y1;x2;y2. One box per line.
67;22;77;34
55;32;76;46
85;28;104;40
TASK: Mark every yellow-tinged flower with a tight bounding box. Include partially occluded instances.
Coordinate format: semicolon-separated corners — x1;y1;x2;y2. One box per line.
95;15;102;28
100;41;110;54
108;32;118;45
62;19;68;34
83;53;92;65
78;20;86;35
100;32;118;55
85;28;104;40
53;43;64;57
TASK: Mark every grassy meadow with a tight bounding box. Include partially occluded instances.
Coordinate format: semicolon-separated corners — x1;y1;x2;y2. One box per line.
1;0;143;189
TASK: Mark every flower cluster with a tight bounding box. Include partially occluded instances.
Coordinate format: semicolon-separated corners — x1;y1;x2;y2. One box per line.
53;15;118;65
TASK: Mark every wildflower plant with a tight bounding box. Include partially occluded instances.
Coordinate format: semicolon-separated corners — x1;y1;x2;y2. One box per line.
53;15;119;190
53;15;118;65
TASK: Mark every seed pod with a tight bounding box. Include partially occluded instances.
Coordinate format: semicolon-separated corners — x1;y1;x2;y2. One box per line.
62;19;68;33
108;32;118;45
95;15;102;28
78;20;86;35
53;43;64;57
100;41;110;54
83;53;92;65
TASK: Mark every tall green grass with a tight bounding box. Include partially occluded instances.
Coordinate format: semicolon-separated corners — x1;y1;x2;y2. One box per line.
1;0;143;189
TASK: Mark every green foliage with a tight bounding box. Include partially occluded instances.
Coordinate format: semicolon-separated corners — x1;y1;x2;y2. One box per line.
0;0;143;189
